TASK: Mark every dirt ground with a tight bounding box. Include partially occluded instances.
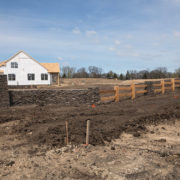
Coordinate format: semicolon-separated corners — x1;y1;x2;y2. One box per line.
0;91;180;179
34;78;167;89
59;78;167;87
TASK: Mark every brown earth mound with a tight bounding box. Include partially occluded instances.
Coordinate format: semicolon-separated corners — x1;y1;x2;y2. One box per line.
0;91;180;150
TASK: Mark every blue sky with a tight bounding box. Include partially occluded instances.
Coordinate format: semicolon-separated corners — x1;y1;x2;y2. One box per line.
0;0;180;73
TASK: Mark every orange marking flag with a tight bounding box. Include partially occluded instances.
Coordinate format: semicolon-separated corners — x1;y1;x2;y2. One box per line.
91;104;96;108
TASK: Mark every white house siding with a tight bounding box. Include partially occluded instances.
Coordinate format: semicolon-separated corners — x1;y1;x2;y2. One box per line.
1;52;51;85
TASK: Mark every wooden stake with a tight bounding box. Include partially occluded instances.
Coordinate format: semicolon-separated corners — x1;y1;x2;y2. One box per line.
86;120;90;145
171;78;175;92
65;121;69;145
161;80;165;94
131;83;136;100
114;86;119;102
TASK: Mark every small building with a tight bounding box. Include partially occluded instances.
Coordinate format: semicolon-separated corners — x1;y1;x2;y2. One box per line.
0;51;60;85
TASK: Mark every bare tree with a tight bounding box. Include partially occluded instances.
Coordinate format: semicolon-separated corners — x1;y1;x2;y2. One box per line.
74;67;89;78
150;67;168;79
88;66;103;78
60;65;175;79
61;66;76;78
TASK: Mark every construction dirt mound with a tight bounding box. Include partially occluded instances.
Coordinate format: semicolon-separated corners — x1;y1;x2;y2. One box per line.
0;91;180;150
0;91;180;179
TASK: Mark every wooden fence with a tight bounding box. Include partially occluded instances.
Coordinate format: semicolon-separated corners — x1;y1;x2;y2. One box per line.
100;78;179;102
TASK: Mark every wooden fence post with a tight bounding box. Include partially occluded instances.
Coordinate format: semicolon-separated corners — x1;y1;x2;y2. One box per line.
171;78;175;92
86;120;90;145
65;121;69;145
131;83;135;100
161;80;165;94
114;86;120;102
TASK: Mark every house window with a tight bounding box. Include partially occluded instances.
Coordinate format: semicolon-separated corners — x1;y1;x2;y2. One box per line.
8;74;16;81
28;74;35;80
11;62;18;68
41;73;48;80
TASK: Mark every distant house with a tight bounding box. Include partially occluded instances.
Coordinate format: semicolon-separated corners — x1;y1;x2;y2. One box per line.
0;51;60;85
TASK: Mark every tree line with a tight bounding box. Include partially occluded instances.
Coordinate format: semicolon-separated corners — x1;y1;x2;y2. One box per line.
61;66;180;79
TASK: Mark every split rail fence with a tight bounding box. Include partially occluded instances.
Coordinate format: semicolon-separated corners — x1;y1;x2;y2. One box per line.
100;78;179;102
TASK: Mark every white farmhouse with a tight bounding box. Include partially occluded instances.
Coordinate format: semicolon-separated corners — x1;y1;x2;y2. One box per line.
0;51;60;86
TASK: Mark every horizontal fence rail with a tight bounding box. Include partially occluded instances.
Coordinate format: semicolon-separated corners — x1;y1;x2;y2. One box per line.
100;78;179;102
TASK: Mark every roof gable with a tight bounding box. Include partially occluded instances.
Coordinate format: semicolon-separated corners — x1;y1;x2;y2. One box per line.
0;51;60;73
0;51;47;70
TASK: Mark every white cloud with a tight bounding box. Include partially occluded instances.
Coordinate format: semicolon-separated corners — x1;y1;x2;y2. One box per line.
86;30;97;36
72;28;81;34
173;31;180;37
108;47;116;51
57;57;63;61
114;40;120;45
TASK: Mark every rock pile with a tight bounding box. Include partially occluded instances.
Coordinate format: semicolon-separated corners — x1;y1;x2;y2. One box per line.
9;88;100;106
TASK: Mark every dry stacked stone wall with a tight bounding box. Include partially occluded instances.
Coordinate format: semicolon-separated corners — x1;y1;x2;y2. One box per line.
0;75;9;107
9;88;100;106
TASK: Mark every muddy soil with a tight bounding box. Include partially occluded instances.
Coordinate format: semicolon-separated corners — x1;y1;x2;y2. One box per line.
0;91;180;179
1;92;180;148
0;120;179;179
